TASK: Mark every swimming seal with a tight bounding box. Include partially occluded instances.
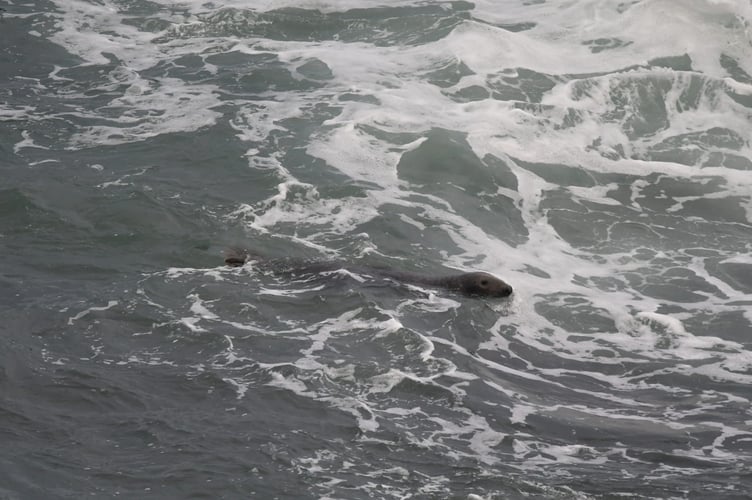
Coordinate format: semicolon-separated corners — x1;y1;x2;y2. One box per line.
224;248;513;298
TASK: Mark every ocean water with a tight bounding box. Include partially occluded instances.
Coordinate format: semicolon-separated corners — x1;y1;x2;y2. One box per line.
2;0;752;498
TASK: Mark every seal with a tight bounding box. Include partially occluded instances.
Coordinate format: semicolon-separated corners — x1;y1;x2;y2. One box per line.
224;248;513;298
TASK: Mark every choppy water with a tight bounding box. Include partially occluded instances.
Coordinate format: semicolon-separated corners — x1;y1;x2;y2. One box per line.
2;0;752;498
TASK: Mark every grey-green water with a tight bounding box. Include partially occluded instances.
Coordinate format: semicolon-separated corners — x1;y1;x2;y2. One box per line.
2;1;752;498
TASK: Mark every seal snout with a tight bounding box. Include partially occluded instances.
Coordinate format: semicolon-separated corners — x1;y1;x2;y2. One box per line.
461;272;513;298
498;283;513;298
488;280;513;298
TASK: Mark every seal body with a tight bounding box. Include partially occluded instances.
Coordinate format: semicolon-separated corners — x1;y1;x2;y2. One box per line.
224;248;512;298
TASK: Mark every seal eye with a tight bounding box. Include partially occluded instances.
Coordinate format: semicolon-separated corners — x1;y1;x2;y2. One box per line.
480;279;489;286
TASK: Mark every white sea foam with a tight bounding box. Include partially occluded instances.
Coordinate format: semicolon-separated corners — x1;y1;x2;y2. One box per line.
67;300;118;325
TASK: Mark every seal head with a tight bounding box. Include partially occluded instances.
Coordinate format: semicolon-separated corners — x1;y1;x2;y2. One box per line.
441;271;513;298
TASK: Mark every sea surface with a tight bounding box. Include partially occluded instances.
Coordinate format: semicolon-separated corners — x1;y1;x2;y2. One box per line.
2;0;752;498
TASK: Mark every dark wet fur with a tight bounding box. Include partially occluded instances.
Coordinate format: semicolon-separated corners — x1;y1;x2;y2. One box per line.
224;248;513;298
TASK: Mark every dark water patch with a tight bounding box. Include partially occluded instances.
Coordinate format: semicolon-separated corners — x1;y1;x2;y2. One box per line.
423;58;475;89
474;17;537;33
539;171;752;256
397;128;527;246
630;174;749;224
0;185;139;292
383;377;459;406
143;47;322;95
569;72;733;143
122;14;173;33
534;293;617;334
683;308;752;344
720;53;752;85
135;387;352;495
678;195;750;225
472;348;626;408
514;158;597;187
629;367;752;399
339;91;380;105
358;123;424;145
706;260;752;294
0;326;361;497
0;187;75;234
41;58;137;111
616;79;672;139
240;64;327;93
487;68;558;103
519;264;551;279
648;53;693;71
118;0;178;33
483;154;518;191
581;274;629;294
277;103;343;140
628;448;727;469
296;58;334;81
532;406;694;449
1;182;214;275
159;3;473;47
11;121;276;266
623;266;724;303
457;377;517;417
643;175;716;207
0;2;80;82
448;84;491;102
702;151;752;170
583;37;633;54
564;469;750;499
171;53;219;79
354;203;464;260
646;127;747;166
539;195;613;249
569;74;670;139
